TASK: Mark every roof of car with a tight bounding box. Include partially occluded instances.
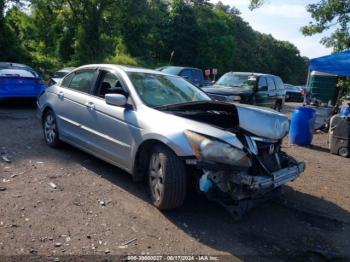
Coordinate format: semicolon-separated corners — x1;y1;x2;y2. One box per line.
225;72;276;77
76;64;173;75
0;62;29;68
157;66;201;74
57;67;75;73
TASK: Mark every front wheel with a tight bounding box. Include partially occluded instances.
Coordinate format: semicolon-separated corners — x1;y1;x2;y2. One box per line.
43;110;61;148
148;144;187;210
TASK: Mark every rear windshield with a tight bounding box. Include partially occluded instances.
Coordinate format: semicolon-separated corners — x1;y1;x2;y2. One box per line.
158;67;182;75
0;69;36;78
53;71;69;78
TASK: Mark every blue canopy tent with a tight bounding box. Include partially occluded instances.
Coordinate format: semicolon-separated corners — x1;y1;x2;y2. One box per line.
309;50;350;77
307;50;350;114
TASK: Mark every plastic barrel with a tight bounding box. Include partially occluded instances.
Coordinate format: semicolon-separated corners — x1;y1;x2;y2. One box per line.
340;105;350;117
289;107;316;146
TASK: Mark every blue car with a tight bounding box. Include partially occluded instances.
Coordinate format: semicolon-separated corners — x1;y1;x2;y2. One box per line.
0;62;46;101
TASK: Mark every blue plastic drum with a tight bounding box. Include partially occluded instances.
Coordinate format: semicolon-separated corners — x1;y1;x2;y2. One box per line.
289;107;316;146
340;104;350;117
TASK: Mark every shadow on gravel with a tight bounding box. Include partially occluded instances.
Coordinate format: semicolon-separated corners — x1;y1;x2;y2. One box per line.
77;153;350;261
305;144;330;153
0;98;37;109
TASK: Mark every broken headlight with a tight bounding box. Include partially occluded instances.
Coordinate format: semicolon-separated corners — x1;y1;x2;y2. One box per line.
184;130;252;168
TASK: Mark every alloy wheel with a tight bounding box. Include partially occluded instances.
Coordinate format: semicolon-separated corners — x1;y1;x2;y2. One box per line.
44;113;57;144
149;152;164;202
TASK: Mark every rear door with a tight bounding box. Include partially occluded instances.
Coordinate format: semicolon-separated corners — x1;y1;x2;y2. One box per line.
267;76;277;108
54;69;98;149
273;76;286;100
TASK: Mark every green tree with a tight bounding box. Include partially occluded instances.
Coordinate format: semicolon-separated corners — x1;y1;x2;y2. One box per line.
302;0;350;51
166;0;199;65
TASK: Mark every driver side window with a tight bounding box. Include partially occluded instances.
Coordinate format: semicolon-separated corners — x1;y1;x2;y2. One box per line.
258;77;268;91
97;71;125;98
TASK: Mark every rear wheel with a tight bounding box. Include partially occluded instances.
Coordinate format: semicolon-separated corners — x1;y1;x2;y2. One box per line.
148;144;187;210
43;110;61;148
339;147;350;158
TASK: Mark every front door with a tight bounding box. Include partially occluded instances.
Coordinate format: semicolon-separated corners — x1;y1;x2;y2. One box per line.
81;69;136;170
254;76;270;107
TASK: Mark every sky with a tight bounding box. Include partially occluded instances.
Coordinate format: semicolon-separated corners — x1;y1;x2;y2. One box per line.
210;0;333;59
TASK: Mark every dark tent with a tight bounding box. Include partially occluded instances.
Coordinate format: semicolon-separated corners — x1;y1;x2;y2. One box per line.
309;50;350;77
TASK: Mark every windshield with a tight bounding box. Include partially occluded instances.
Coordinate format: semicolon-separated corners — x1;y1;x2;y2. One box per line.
216;74;256;88
128;72;211;107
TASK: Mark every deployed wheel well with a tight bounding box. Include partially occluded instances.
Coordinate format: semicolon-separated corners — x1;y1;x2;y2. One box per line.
133;140;178;182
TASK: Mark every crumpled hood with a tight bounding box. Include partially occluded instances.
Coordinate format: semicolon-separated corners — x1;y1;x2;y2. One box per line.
235;103;290;140
202;85;253;96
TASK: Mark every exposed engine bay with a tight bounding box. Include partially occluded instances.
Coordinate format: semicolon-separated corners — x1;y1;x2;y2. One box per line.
157;101;305;219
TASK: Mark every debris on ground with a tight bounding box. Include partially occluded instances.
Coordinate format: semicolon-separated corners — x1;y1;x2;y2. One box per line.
118;238;137;249
98;198;111;207
0;187;7;192
1;154;11;163
54;242;62;247
49;182;57;189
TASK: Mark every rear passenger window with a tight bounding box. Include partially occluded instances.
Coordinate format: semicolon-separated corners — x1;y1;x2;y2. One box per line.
267;77;276;90
274;77;284;89
68;71;95;94
61;73;74;88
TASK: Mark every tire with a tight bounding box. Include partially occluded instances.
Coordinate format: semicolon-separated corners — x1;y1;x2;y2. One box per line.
42;110;61;148
339;147;350;158
148;144;187;210
274;100;283;112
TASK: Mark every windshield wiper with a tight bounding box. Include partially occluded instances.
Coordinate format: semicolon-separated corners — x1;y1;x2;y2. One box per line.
154;101;214;111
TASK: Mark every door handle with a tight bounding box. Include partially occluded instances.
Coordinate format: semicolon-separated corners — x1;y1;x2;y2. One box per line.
85;102;95;110
57;91;64;99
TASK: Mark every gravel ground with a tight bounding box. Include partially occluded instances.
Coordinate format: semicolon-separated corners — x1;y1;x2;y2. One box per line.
0;102;349;261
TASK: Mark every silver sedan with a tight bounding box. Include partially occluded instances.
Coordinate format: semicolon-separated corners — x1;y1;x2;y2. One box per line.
37;64;304;218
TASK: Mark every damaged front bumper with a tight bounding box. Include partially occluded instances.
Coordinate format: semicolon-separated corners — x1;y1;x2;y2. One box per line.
240;161;305;190
186;157;305;201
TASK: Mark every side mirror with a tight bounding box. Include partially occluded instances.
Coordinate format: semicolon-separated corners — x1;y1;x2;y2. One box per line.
105;94;127;107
